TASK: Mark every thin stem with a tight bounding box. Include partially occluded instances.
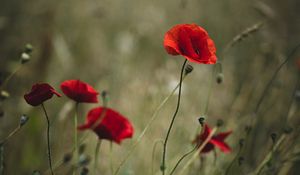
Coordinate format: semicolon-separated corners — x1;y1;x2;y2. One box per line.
110;141;114;175
0;126;21;146
73;103;79;175
224;144;242;175
178;127;217;175
161;59;187;175
94;140;102;174
151;139;164;175
0;65;22;91
253;134;286;175
254;43;300;114
169;143;200;175
41;103;54;175
0;145;3;175
113;68;188;175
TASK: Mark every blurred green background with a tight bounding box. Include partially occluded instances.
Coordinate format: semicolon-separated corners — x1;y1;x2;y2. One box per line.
0;0;300;174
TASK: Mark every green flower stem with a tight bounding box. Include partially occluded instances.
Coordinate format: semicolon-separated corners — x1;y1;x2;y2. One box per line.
113;71;188;175
110;141;114;175
94;140;102;174
73;102;79;175
161;59;187;175
178;127;218;175
41;103;54;175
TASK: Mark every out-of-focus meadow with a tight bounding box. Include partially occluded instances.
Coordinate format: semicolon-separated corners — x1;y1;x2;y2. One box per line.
0;0;300;174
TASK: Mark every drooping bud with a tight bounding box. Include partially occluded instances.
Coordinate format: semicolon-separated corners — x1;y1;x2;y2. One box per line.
184;64;193;75
80;167;89;175
63;153;72;164
216;119;224;127
270;133;277;143
20;52;31;64
216;73;224;84
78;154;91;167
238;157;244;166
198;117;205;126
0;90;10;100
24;44;33;54
239;138;245;148
20;114;29;127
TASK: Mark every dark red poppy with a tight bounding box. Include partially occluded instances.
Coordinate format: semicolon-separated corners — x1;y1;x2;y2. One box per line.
193;124;231;153
78;107;134;144
24;83;62;106
164;24;217;64
60;80;99;103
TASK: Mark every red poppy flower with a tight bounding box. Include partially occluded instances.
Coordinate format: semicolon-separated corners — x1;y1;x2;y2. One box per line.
78;107;134;144
164;24;217;64
24;83;62;106
193;124;232;153
60;80;99;103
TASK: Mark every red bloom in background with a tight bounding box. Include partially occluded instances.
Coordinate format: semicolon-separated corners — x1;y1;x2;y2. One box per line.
24;83;61;106
60;80;99;103
193;124;232;153
164;24;217;64
78;107;134;144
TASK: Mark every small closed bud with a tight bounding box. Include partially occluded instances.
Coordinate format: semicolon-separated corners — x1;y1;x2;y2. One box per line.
216;73;224;84
32;170;41;175
79;154;91;167
63;153;72;164
283;126;293;134
238;157;244;166
198;117;205;126
0;90;10;100
216;119;224;127
20;114;29;127
160;165;166;171
245;125;252;134
239;138;245;148
184;64;193;75
81;167;89;175
20;52;30;64
24;44;33;54
79;144;86;154
270;133;277;143
0;108;4;118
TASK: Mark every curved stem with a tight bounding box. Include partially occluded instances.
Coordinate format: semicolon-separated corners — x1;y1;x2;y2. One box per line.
41;103;54;175
94;140;102;174
178;127;217;175
161;59;187;175
224;144;242;175
0;65;22;91
113;74;187;175
110;141;114;175
151;139;164;175
73;103;79;175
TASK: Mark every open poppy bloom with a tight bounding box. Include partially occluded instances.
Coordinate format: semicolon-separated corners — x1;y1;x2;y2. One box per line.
24;83;61;106
164;24;217;64
60;79;99;103
193;124;232;153
78;107;134;144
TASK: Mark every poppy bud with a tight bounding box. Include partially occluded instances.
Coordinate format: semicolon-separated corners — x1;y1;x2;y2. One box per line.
0;108;4;118
238;157;244;166
0;90;10;100
32;170;41;175
216;119;224;127
80;167;89;175
270;133;277;143
283;126;293;134
160;165;166;171
79;144;86;154
20;53;30;64
245;125;252;134
198;117;205;126
78;154;91;167
24;44;33;54
63;153;72;164
184;64;193;75
20;114;29;127
239;138;245;148
216;73;224;84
